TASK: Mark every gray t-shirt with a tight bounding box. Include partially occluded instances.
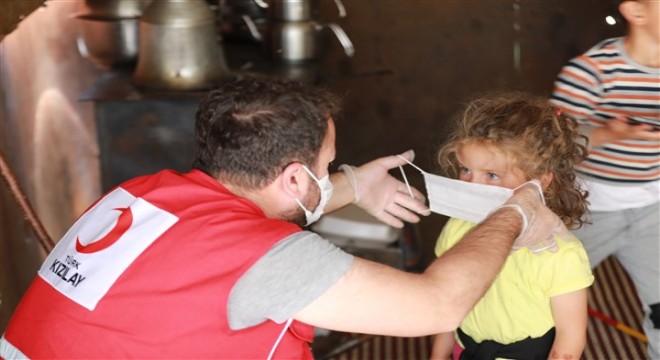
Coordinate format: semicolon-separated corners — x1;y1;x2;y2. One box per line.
227;231;354;330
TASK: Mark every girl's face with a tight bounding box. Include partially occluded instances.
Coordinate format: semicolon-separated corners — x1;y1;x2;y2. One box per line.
456;141;528;189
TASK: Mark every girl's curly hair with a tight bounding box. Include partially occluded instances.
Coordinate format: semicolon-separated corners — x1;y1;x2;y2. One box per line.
436;92;590;229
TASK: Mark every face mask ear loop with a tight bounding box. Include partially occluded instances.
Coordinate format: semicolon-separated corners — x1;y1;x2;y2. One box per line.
294;198;311;214
398;166;415;199
396;154;425;173
301;165;320;182
514;179;546;205
296;165;317;215
396;154;427;200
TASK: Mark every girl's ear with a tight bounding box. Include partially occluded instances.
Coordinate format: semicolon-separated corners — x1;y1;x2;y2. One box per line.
280;162;308;198
539;172;554;190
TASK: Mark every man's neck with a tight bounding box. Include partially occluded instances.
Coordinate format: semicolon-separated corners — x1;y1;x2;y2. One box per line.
222;180;283;219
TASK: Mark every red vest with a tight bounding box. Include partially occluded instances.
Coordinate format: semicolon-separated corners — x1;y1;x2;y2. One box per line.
4;170;315;359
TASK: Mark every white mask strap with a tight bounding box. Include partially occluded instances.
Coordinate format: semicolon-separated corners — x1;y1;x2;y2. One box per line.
513;179;546;205
396;155;425;199
267;318;293;360
396;154;426;173
398;166;415;199
301;165;320;182
295;165;333;226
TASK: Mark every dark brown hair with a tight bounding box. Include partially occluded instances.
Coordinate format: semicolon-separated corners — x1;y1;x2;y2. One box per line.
193;77;341;189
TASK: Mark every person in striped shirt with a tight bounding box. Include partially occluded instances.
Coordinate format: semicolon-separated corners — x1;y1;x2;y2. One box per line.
551;0;660;358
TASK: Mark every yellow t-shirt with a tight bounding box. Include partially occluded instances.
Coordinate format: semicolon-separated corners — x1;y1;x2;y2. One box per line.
435;218;594;345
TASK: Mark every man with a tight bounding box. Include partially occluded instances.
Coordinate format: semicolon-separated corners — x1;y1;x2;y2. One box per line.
551;0;660;358
2;78;559;359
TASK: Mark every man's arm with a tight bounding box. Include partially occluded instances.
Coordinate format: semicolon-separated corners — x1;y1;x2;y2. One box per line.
294;206;522;336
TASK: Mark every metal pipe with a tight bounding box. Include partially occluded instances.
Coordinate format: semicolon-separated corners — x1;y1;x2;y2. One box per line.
0;151;54;253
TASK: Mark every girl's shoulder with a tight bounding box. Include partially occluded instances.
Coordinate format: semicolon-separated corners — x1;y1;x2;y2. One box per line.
435;218;477;256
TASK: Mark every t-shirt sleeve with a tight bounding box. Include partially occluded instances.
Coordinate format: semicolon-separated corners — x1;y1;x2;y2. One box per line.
227;231;354;330
544;237;595;298
551;55;602;123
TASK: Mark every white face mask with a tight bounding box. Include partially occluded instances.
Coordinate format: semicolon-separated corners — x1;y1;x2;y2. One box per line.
295;165;333;226
397;156;514;223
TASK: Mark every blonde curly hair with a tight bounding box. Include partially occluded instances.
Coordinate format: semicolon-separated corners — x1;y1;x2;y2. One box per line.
436;92;590;229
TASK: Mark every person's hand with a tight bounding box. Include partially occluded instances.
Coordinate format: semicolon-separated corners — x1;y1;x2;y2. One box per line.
352;150;431;228
502;180;566;253
590;118;660;147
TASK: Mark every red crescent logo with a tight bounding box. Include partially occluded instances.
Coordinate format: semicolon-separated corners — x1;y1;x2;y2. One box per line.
75;207;134;254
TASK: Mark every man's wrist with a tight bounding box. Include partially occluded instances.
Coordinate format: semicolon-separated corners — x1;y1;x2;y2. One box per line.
489;205;525;244
494;204;528;248
338;164;360;203
497;204;527;234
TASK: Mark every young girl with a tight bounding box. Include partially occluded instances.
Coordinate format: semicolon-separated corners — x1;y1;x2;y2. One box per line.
430;93;594;360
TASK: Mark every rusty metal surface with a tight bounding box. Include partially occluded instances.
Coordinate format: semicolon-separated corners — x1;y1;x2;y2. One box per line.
0;153;54;252
1;0;101;331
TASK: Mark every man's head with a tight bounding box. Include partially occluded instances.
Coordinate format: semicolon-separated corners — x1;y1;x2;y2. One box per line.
193;77;341;190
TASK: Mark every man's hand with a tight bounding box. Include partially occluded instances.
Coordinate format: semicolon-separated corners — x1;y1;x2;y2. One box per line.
353;150;431;228
504;180;567;253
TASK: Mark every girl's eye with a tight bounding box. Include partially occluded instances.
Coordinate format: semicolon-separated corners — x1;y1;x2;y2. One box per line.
460;166;471;174
488;172;500;180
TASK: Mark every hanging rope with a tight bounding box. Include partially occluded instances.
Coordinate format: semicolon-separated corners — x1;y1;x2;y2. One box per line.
0;151;54;253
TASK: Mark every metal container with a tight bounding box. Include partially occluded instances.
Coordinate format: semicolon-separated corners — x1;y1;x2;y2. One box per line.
77;0;152;19
271;0;320;22
75;14;140;69
219;0;268;43
256;0;346;22
132;0;230;90
268;20;354;62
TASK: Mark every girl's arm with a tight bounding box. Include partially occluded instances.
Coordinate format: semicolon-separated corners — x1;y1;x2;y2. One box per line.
548;289;588;360
430;332;455;360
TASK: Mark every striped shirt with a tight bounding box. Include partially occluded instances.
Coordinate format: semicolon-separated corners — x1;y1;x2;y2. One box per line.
551;37;660;184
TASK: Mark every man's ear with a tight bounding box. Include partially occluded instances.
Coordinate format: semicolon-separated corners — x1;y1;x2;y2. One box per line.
279;163;308;198
619;0;645;25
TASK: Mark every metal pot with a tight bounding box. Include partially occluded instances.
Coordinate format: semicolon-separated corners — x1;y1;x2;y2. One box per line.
267;20;354;62
132;0;231;90
77;0;152;19
75;14;139;69
255;0;346;22
220;0;268;43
